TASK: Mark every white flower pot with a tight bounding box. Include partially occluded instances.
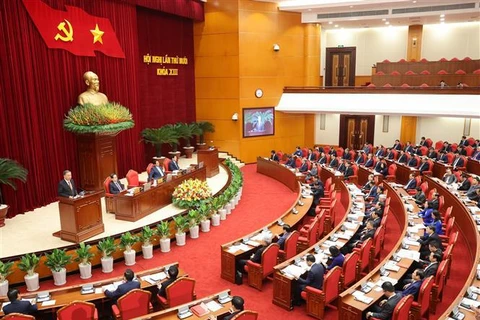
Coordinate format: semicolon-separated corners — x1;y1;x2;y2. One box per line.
229;199;236;210
101;257;114;273
189;225;200;239
142;244;153;259
160;238;171;252
211;214;220;226
0;280;8;296
219;208;227;220
176;232;186;246
224;203;232;214
25;273;39;292
201;219;211;232
234;194;240;205
124;250;136;266
79;263;92;279
52;268;67;286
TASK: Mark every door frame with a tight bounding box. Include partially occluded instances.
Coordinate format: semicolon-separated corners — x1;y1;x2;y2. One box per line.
339;115;375;149
325;47;356;86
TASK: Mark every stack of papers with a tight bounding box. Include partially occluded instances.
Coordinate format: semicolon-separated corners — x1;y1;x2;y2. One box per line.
468;206;480;213
460;297;480;309
343;222;358;230
42;300;56;307
396;249;421;262
206;300;222;312
227;243;251;253
375;276;398;287
282;265;304;279
403;239;420;247
246;240;260;247
141;272;167;284
384;261;400;272
102;281;124;292
352;291;373;304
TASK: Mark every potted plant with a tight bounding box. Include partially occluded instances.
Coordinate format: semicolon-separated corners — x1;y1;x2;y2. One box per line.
223;189;233;214
0;261;13;296
17;253;40;291
120;232;138;266
45;249;71;286
97;237;116;273
187;209;201;239
0;158;28;227
211;196;224;224
196;121;215;150
141;125;179;160
176;122;202;158
139;226;155;259
168;124;183;157
156;221;171;253
75;242;95;279
198;199;212;232
173;215;189;246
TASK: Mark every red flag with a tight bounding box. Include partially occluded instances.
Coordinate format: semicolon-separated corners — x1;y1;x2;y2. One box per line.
22;0;125;58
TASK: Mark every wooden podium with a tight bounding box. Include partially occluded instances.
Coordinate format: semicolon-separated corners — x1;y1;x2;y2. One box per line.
197;148;219;177
56;190;104;243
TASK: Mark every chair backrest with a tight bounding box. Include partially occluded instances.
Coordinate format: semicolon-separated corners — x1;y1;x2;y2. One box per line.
302;148;308;157
444;217;455;237
295;157;302;168
419;146;428;156
392;295;414;320
443;206;452;224
349;150;356;160
342;251;360;287
336;147;344;157
2;314;35;320
427;188;436;201
126;169;140;186
313;150;320;160
57;300;97;320
434;141;443;150
446;152;454;164
414;176;422;187
425;138;433;148
450;143;458;153
467;137;476;146
163;158;171;172
324;146;331;154
385;197;391;206
435;259;448;296
104;177;112;194
308;219;320;245
117;289;152;319
352;164;358;176
231;310;259;320
317;209;326;238
324;266;342;303
420;182;428;194
261;243;280;277
417;276;434;316
426;160;433;171
437;195;444;212
283;231;300;260
373;225;385;257
359;238;373;271
388;163;397;176
442;244;453;262
146;163;154;174
448;231;458;247
166;278;196;307
324;177;332;190
465;145;473;156
391;149;398;160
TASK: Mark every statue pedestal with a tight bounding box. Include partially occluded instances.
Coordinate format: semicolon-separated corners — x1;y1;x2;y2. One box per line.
76;132;119;191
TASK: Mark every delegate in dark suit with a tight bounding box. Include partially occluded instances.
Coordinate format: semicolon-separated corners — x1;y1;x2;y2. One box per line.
344;166;354;179
57;179;78;198
3;300;37;315
168;160;180;171
424;262;439;278
329;158;338;168
104;280;141;301
369;294;402;320
109;181;125;194
413;191;426;205
297;263;325;290
452;156;465;170
407;157;418;167
404;178;417;190
364;158;374;167
158;276;177;298
224;311;241;320
402;280;422;300
149;166;165;181
397;154;407;164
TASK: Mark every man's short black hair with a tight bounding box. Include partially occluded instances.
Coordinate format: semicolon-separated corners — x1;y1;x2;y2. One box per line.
415;269;425;279
124;268;135;281
381;281;395;292
329;246;340;257
429;240;440;249
306;254;316;263
168;265;179;278
7;288;19;302
282;224;291;233
432;252;442;262
231;296;245;310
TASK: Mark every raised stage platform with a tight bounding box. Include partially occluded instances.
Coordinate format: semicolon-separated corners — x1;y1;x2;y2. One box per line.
0;155;228;259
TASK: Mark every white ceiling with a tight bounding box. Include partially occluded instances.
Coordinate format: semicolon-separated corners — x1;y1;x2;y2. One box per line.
254;0;480;29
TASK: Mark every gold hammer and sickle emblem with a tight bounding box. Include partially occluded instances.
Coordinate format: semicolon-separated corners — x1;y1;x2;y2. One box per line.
54;19;73;42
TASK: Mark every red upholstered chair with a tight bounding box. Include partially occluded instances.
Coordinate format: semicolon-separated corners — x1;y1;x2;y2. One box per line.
390;71;400;75
336;147;344;158
437;195;444;212
411;276;434;320
295;157;303;168
3;314;35;320
103;177;115;213
302;148;308;157
425;139;433;148
371;225;385;262
58;301;98;320
277;151;286;164
323;146;331;155
386;163;397;182
245;243;280;290
419;83;429;88
419;181;428;195
163;158;171;173
439;217;455;243
349;164;359;185
455;69;466;74
450;57;459;61
300;266;342;320
277;231;299;263
450;143;458;153
437;69;448;75
445;152;454;164
456;156;467;171
439;57;448;62
375;71;384;75
473;69;480;75
313;150;320;160
342;251;360;289
441;206;453;225
422;160;434;176
419;146;428;156
434;141;443;150
319;199;337;228
398;58;407;63
465;145;473;156
390;150;398;160
431;259;449;314
427;188;437;201
353;238;373;275
383;83;392;88
113;289;152;319
420;70;430;75
405;70;416;75
231;310;259;320
323;178;333;197
126;169;145;188
400;83;410;88
382;59;390;63
463;57;472;61
371;295;413;320
157;278;196;308
298;217;320;253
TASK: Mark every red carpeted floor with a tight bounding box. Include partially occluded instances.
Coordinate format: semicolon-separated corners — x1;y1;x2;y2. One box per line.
24;164;470;319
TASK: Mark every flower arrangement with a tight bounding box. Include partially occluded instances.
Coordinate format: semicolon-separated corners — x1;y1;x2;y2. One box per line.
64;102;134;133
172;179;212;209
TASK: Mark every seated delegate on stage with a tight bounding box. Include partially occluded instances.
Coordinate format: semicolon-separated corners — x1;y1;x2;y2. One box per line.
223;296;245;320
293;146;303;157
293;254;326;305
430;210;443;235
270;150;279;161
344;161;354;179
397;150;407;164
364;153;374;167
169;155;181;171
365;282;401;320
109;173;125;194
104;269;140;302
465;177;480;200
3;288;37;316
57;169;78;198
158;265;179;298
149;160;165;181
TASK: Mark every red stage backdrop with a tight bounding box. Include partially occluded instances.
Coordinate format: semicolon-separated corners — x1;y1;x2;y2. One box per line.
0;0;201;218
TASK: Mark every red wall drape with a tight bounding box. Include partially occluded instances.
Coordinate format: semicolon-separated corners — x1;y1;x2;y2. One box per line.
0;0;198;218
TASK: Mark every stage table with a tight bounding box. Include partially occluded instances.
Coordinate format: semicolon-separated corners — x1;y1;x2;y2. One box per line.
114;167;206;222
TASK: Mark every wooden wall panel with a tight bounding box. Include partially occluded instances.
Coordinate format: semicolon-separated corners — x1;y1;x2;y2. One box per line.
400;116;417;145
407;25;423;61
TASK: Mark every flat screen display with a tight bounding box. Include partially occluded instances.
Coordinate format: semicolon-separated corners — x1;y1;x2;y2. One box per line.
242;107;275;138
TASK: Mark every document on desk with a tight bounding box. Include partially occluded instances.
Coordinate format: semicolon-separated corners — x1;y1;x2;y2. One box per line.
343;222;358;230
227;243;251;253
42;300;56;307
375;276;398;287
404;239;420;247
397;249;420;262
468;206;480;213
141;272;167;284
282;265;305;279
352;291;373;304
355;202;364;209
407;226;419;234
460;297;480;309
246;240;261;247
384;261;401;272
102;281;123;292
205;300;222;312
414;223;426;229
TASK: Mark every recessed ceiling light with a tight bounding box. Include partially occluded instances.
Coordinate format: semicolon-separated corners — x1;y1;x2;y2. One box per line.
385;21;390;25
334;24;339;28
412;0;417;3
328;21;333;24
440;14;445;18
382;18;386;21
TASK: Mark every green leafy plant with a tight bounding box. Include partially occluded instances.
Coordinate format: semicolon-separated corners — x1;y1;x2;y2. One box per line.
18;253;40;277
74;242;95;265
173;215;189;234
187;209;201;228
141;125;180;157
97;237;117;258
139;226;155;246
44;249;72;272
211;196;225;211
175;122;202;147
0;158;28;204
63;102;134;133
196;121;215;144
198;199;213;221
156;221;171;239
0;261;14;283
120;232;138;252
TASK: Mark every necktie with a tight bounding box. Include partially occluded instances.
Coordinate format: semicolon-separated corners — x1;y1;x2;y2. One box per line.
67;180;72;190
115;182;121;191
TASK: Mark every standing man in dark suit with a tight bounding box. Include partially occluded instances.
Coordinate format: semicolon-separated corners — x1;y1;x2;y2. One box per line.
223;296;245;320
109;173;125;194
149;160;165;181
58;169;78;198
366;282;402;319
3;289;37;316
293;254;326;305
104;269;140;301
157;265;179;298
270;150;279;161
169;155;180;171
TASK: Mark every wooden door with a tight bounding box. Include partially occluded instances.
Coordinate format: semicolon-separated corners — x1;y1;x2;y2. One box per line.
339;115;375;150
325;47;356;86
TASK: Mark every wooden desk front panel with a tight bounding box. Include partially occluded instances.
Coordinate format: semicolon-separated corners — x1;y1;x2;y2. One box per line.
467;159;480;176
385;160;416;185
319;166;343;191
432;161;450;178
257;157;298;192
272;272;293;310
